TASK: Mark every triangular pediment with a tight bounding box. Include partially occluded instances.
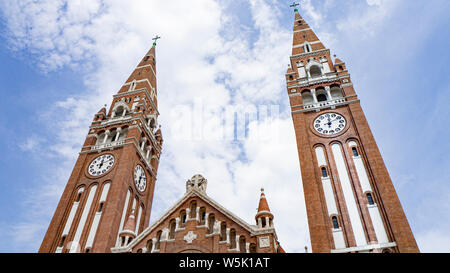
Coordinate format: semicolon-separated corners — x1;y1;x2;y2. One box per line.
117;188;264;251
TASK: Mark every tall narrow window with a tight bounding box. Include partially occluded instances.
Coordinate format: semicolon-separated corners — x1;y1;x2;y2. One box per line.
199;207;206;225
367;193;375;205
220;222;227;241
249;243;257;253
146;239;153;253
169;219;176;239
239;236;246;253
352;147;359;157
230;229;236;249
321;167;328;178
155;231;162;250
332;216;339;229
189;201;197;219
98;202;104;213
180;210;186;227
208;214;215;234
76;193;82;202
304;43;311;53
59;236;66;247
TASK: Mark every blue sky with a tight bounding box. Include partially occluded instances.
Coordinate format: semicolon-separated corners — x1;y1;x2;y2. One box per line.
0;0;449;253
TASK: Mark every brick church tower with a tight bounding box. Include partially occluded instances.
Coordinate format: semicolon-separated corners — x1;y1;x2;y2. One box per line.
39;39;163;253
285;7;419;253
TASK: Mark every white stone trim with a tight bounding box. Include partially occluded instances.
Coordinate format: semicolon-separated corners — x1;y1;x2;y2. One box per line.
294;28;311;33
331;242;397;253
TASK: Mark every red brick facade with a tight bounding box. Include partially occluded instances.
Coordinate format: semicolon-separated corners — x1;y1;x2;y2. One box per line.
286;11;419;253
39;45;163;253
112;176;283;253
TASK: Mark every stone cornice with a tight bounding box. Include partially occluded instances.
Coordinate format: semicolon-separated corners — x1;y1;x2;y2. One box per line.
292;99;360;114
290;49;330;60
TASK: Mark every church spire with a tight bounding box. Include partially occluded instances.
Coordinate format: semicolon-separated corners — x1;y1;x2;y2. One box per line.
255;188;274;229
290;5;326;57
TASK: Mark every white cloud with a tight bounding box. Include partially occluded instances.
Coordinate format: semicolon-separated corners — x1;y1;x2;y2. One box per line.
417;230;450;253
18;136;43;152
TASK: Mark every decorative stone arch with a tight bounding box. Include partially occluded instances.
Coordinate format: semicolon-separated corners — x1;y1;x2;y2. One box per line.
306;58;323;78
301;89;314;105
315;87;328;102
112;101;131;118
330;84;344;99
175;244;212;253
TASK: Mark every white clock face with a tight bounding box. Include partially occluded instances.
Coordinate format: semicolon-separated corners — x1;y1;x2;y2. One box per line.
88;154;115;176
134;165;147;192
313;113;346;135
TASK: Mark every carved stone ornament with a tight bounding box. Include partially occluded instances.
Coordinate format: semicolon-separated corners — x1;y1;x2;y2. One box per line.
259;236;270;248
184;231;197;244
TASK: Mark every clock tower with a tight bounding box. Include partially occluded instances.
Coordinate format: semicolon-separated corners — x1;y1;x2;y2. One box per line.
39;39;163;253
286;9;419;253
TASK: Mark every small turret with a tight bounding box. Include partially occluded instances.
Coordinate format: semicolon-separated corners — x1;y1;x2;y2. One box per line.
255;188;274;229
94;105;107;122
119;210;137;247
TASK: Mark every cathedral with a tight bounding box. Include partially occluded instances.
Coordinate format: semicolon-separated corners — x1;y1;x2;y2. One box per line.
39;7;419;253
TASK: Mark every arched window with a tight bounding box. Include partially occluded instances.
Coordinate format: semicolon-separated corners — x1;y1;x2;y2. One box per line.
115;106;126;117
96;133;106;145
304;43;312;53
317;93;327;102
230;229;236;249
155;231;162;250
59;236;66;247
261;217;266;228
130;80;137;91
330;86;344;99
180;210;186;227
249;243;257;253
76;193;82;202
301;91;314;105
310;65;322;78
189;201;197;219
118;127;128;141
208;214;215;234
239;236;246;253
220;222;227;241
199;207;206;225
332;216;339;229
146;239;153;253
352;147;359;157
169;219;176;240
98;202;104;213
367;193;375;205
321;167;328;178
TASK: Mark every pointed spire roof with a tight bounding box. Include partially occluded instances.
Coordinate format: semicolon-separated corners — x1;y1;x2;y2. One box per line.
97;104;107;115
334;55;344;65
291;9;327;56
122;210;137;234
257;188;271;213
